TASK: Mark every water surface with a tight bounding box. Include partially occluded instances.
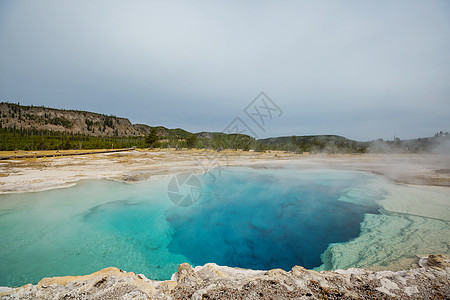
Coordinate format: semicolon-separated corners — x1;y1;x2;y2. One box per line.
0;167;448;287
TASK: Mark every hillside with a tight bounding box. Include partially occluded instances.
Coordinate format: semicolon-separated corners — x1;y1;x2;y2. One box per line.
260;135;367;153
0;102;140;137
133;124;192;139
0;102;448;153
0;102;197;140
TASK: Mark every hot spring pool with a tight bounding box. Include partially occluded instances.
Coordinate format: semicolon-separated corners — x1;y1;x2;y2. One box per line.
0;167;449;287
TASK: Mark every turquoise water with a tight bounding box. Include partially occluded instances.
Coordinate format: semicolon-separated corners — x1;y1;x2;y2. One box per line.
0;168;385;287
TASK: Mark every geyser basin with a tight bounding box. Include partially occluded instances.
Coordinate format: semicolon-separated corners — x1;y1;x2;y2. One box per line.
0;167;449;287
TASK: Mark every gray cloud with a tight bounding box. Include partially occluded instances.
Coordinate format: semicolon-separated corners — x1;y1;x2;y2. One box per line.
0;0;449;140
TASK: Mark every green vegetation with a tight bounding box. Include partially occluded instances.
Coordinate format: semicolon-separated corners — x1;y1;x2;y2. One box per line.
261;135;367;153
1;102;448;153
145;128;159;148
103;115;115;128
47;116;72;128
1;126;449;153
0;128;146;151
368;133;450;153
186;134;197;148
0;102;121;120
0;126;258;151
260;133;450;154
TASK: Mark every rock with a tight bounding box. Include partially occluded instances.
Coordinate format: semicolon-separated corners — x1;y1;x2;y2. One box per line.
1;255;450;299
427;254;450;270
1;267;155;299
174;262;198;284
122;172;151;182
157;281;177;293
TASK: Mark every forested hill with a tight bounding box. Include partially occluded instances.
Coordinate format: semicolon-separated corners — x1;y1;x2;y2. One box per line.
260;135;367;153
0;102;254;150
0;102;140;137
0;102;193;139
259;134;450;153
0;102;448;153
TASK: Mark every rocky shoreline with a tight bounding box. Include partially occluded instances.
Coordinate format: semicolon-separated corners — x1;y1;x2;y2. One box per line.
1;255;449;299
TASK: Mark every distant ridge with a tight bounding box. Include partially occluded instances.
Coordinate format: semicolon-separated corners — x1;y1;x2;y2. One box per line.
259;135;368;154
0;102;140;137
0;102;448;153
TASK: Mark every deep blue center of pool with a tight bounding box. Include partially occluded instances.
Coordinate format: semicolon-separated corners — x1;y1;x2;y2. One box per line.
0;168;384;287
166;169;381;271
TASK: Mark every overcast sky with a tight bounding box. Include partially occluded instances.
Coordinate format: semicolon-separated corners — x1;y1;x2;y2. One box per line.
0;0;449;140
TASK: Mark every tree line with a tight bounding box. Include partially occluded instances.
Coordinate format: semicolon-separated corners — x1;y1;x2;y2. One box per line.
1;125;448;153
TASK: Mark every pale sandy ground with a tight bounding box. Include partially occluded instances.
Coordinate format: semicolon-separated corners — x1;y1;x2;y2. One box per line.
0;149;449;193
